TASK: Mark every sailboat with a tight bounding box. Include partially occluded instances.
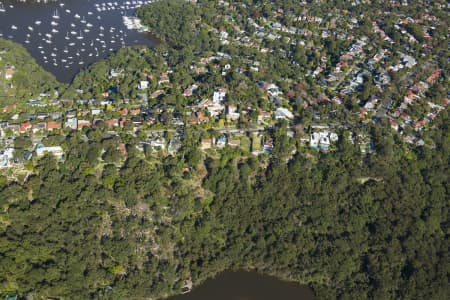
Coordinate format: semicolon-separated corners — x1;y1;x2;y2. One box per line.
77;30;83;40
52;9;60;19
65;32;70;40
0;3;5;13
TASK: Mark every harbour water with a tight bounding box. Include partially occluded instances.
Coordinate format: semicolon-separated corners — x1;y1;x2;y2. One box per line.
0;0;158;83
167;271;316;300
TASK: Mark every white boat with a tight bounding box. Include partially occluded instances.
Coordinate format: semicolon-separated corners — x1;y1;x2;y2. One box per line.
65;9;71;14
28;26;33;31
69;42;75;46
45;33;52;38
70;23;76;28
35;20;41;25
70;31;77;35
53;9;59;19
51;21;58;26
81;17;86;24
11;25;17;30
63;47;68;53
76;31;83;40
84;29;90;33
74;14;80;19
65;32;69;40
86;23;93;28
52;28;59;33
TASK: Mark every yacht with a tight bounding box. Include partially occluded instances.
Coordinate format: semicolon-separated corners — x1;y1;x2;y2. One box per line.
28;26;33;31
53;9;60;19
52;28;59;33
74;14;80;19
65;9;71;14
11;25;17;30
70;23;76;28
35;20;42;25
51;21;58;26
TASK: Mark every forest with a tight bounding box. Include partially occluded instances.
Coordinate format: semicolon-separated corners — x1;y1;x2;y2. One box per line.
0;38;63;105
0;111;448;299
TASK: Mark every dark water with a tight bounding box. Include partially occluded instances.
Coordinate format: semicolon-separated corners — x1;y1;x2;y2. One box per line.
167;271;316;300
0;0;158;83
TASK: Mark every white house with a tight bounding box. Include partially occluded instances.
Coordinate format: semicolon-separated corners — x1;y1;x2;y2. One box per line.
138;80;149;90
213;91;226;103
274;107;294;119
36;144;64;159
65;117;78;130
310;131;338;150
